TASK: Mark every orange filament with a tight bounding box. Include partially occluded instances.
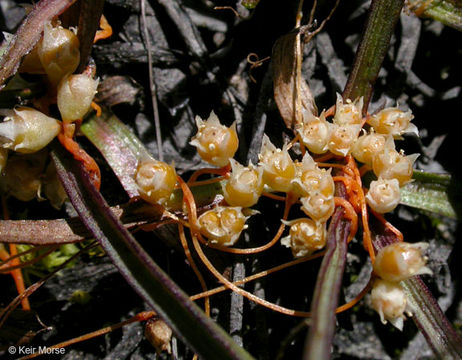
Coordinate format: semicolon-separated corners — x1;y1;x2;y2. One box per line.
93;15;113;43
58;127;101;190
261;192;286;202
178;223;210;316
334;197;358;243
187;164;231;184
313;153;336;163
370;209;404;242
1;198;30;311
179;174;312;317
191;251;326;301
19;311;156;360
91;101;102;117
335;278;373;314
186;176;226;188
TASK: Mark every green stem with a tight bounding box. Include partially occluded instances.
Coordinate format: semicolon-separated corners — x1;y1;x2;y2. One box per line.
343;0;405;108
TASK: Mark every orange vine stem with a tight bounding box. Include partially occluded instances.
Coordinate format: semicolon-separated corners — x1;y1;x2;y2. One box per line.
178;223;210;316
190;251;326;301
19;311;156;360
1;197;30;311
335;278;373;314
187;165;230;184
370;209;404;242
334;197;358;243
93;14;113;43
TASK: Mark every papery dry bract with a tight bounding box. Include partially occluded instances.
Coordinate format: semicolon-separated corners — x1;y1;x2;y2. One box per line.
0;151;47;201
145;318;173;355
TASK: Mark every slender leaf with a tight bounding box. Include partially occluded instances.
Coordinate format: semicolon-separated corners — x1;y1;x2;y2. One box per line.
343;0;404;109
51;142;254;360
81;111;150;198
400;170;462;219
303;208;350;360
412;0;462;32
402;277;462;358
0;205;162;245
0;0;77;89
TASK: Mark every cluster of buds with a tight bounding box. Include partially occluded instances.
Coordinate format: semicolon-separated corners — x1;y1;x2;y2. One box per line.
297;94;418;215
0;21;99;203
371;242;431;330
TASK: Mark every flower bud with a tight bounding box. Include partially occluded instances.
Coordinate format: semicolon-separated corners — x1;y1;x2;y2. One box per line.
351;131;387;166
37;22;80;85
258;134;295;192
222;159;263;208
296;111;330;154
198;206;248;246
373;242;432;283
145;318;172;354
328;123;361;157
300;193;335;223
366;178;401;214
57;74;99;123
333;93;364;126
190;111;238;167
292;153;334;198
372;145;418;186
135;159;177;206
281;218;326;257
0;107;61;153
367;107;418;138
371;279;410;331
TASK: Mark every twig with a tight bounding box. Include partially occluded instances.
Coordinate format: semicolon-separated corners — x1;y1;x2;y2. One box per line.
140;0;163;161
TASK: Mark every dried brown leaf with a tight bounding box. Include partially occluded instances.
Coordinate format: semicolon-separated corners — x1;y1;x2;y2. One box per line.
272;29;317;129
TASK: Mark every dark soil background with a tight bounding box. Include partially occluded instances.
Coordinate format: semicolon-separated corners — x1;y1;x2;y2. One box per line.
1;0;462;359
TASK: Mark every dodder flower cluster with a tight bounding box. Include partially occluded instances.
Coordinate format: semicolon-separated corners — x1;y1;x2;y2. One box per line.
132;96;426;331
